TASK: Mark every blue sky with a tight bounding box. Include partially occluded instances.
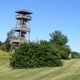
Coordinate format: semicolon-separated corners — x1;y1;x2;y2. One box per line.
0;0;80;52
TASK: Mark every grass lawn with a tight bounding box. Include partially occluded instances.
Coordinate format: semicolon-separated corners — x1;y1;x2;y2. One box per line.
0;59;80;80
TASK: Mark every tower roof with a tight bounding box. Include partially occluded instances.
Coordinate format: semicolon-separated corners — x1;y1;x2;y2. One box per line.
15;9;33;14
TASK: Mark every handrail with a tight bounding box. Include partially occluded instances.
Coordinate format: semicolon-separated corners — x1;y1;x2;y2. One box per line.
14;27;30;32
15;15;31;19
11;39;30;43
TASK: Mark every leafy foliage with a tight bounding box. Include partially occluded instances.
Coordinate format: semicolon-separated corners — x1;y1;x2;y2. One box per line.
49;30;68;45
49;30;71;59
5;29;14;52
10;30;71;68
71;51;80;58
10;42;63;68
0;29;15;52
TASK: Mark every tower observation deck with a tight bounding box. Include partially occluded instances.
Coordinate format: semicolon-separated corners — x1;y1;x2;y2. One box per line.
11;9;33;46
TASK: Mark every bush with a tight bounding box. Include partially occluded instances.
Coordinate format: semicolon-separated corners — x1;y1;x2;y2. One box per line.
52;44;71;59
71;51;80;59
10;42;63;68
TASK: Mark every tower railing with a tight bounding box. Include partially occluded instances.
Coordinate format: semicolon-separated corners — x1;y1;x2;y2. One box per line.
14;27;30;32
15;15;32;20
11;39;30;43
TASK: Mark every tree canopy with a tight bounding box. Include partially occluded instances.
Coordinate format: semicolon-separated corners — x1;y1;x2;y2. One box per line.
49;30;71;59
49;30;68;45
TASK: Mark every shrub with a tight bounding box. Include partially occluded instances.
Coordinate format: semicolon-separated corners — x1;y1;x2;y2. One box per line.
10;42;63;68
52;44;71;59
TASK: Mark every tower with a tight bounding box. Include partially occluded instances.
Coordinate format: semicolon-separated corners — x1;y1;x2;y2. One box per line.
11;9;33;51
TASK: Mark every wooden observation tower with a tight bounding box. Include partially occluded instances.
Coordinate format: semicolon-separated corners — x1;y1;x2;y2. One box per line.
11;9;33;51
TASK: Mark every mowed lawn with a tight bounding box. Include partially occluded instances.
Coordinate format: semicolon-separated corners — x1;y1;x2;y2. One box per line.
0;59;80;80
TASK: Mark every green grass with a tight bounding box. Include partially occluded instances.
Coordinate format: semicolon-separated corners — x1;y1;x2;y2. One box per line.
0;59;80;80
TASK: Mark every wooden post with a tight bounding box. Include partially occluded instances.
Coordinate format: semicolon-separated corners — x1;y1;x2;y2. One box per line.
10;43;13;52
28;21;30;42
28;32;30;42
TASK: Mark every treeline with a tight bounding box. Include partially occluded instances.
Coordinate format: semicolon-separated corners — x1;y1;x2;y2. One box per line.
71;51;80;58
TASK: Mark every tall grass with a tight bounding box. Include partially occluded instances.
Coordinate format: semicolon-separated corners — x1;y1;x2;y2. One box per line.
0;50;11;58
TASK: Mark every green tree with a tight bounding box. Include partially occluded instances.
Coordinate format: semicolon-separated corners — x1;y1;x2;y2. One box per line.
5;29;14;52
49;30;71;59
49;30;68;45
